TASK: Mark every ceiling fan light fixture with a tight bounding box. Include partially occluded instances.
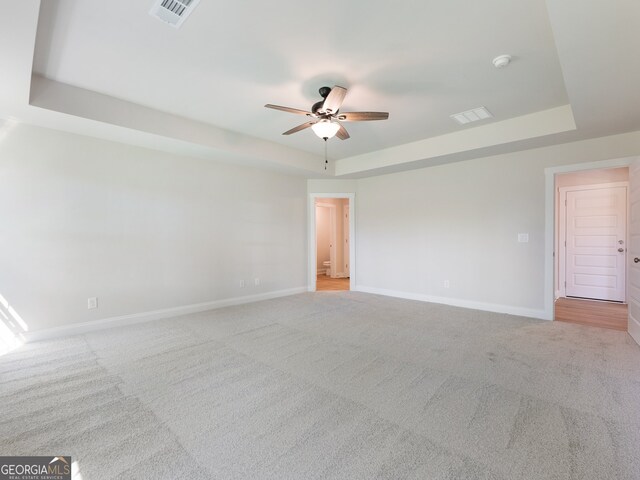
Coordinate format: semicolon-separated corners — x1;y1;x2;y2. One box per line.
311;119;340;139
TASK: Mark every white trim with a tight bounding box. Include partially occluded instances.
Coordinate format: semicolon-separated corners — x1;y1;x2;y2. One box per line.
557;181;628;300
309;193;356;291
344;204;350;276
24;287;307;343
629;303;640;345
544;156;638;321
355;286;547;320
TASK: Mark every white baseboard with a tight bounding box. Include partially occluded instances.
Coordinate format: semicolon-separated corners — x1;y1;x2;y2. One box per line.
354;285;549;320
24;287;307;343
628;313;640;346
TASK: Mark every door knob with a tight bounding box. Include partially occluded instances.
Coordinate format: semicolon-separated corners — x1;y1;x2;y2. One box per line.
635;258;640;263
618;248;624;252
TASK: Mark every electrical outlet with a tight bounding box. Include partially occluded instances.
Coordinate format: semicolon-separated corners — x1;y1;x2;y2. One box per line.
88;297;98;309
517;233;529;243
443;280;450;288
239;280;245;288
254;278;260;286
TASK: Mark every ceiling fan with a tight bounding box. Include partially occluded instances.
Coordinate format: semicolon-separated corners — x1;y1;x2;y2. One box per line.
265;86;389;141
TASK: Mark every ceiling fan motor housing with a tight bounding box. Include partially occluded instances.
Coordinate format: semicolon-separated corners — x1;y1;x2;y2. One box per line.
312;86;333;114
311;100;324;114
318;86;331;98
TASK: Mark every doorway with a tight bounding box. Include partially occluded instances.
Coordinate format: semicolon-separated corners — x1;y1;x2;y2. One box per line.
308;193;355;292
315;198;350;291
554;167;629;329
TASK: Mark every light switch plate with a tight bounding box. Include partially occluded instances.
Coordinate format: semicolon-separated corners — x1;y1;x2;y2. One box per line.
517;233;529;243
88;297;98;309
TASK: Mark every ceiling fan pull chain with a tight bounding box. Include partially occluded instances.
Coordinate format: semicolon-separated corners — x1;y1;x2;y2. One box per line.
324;138;328;170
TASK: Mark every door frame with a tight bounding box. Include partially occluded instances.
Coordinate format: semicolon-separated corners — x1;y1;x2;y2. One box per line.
628;161;640;346
544;156;637;321
308;193;356;292
557;181;628;300
344;204;350;276
315;202;337;277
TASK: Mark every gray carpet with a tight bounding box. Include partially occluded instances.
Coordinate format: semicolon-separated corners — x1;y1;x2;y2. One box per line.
1;292;639;479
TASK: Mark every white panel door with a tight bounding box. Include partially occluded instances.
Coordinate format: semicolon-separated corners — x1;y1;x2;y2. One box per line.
628;161;640;345
565;185;626;301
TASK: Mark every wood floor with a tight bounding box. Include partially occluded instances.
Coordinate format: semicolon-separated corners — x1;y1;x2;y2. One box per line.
316;275;350;291
554;297;628;331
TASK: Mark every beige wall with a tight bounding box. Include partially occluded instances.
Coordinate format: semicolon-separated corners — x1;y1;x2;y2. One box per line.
308;179;357;194
311;130;640;318
0;123;308;334
555;167;629;187
4;120;640;337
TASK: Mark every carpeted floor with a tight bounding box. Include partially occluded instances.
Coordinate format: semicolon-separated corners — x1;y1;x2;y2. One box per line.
1;292;639;479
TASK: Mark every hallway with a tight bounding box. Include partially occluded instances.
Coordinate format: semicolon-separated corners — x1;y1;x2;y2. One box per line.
316;276;350;291
554;297;627;331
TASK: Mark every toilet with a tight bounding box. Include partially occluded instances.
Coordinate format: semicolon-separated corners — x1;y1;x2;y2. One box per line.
322;260;331;276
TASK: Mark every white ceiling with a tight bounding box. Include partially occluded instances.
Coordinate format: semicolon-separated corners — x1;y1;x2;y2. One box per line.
1;0;639;177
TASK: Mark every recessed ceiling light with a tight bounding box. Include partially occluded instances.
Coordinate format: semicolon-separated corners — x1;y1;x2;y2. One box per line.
492;55;512;68
450;107;494;125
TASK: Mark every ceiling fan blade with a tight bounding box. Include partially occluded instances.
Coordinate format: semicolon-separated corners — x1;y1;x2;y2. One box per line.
320;86;347;114
282;122;315;135
336;123;350;140
337;112;389;121
265;104;313;116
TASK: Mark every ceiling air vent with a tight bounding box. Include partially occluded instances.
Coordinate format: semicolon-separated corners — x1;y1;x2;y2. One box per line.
450;106;493;125
149;0;201;28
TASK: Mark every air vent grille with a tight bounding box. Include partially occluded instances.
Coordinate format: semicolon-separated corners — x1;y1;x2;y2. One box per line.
450;106;493;125
149;0;201;28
